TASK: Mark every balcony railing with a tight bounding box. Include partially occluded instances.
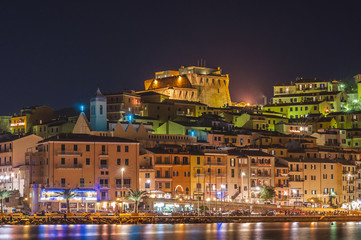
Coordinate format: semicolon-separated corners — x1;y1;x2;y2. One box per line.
194;174;205;178
99;184;109;188
99;152;109;157
204;162;226;166
56;164;83;169
99;165;108;169
139;165;153;169
289;178;304;182
289;169;303;172
56;151;82;156
276;184;289;188
115;184;131;189
155;161;172;165
155;175;172;179
276;173;289;177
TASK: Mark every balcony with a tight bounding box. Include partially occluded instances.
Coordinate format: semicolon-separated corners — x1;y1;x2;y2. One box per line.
139;165;153;169
276;184;289;188
56;151;82;156
99;164;108;169
115;184;131;189
276;196;288;201
204;162;226;166
194;174;205;178
56;164;83;169
289;169;303;172
216;174;226;178
290;194;304;198
99;152;109;157
155;161;172;165
155;175;172;180
276;173;289;177
99;184;109;189
289;178;304;182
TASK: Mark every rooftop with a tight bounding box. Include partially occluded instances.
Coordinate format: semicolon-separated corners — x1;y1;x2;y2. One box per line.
39;133;139;143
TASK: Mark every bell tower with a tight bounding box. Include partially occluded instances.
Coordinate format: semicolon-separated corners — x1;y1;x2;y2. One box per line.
90;88;107;131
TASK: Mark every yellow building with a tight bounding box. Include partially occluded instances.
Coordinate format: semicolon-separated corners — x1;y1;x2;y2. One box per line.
263;101;331;119
143;66;232;108
282;158;356;207
10;106;53;135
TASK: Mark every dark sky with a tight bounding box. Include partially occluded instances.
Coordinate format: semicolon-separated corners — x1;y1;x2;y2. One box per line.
1;1;361;115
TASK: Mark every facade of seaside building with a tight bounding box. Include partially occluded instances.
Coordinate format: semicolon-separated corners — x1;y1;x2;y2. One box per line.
0;134;43;212
28;133;139;212
143;66;232;108
280;158;357;207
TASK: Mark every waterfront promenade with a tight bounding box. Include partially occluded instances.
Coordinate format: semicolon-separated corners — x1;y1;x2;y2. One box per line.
1;214;361;225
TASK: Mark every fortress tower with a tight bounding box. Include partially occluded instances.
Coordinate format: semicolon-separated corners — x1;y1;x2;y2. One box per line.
143;66;232;108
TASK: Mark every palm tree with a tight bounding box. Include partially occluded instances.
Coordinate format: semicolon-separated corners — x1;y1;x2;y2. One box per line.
0;190;13;213
57;189;77;213
127;189;147;214
259;186;276;203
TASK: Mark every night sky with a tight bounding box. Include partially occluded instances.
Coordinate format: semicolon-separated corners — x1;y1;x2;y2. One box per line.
1;1;361;115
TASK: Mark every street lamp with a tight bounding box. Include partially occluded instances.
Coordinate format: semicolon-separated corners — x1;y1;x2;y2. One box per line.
241;172;246;202
292;189;297;211
121;168;125;212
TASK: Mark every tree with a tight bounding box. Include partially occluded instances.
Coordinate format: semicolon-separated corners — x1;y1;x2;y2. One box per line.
259;186;276;202
0;190;13;213
127;189;147;214
57;189;76;213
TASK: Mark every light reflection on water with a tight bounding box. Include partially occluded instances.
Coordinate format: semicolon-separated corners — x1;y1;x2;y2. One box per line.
0;222;361;240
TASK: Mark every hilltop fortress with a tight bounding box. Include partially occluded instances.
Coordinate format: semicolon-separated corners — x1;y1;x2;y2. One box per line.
143;66;232;108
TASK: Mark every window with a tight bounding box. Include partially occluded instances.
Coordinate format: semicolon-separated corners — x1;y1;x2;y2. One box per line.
86;158;90;165
145;173;150;178
80;178;84;186
61;158;65;165
231;169;235;178
117;146;121;152
100;105;103;115
197;157;200;165
74;145;78;151
61;144;65;151
61;178;66;186
125;159;129;166
117;159;121;165
312;190;316;195
86;145;90;151
125;146;129;152
74;158;78;165
145;182;150;188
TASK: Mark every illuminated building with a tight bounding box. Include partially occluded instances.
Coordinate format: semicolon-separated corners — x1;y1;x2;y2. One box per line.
105;90;142;121
280;158;356;207
141;99;208;122
10;106;53;135
143;66;232;108
274;161;289;206
30;133;139;212
0;134;43;212
263;101;331;119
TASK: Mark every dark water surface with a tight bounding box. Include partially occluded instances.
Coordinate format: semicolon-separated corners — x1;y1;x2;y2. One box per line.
0;222;360;239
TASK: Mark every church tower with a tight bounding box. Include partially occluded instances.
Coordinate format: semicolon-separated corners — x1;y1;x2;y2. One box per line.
90;88;107;131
